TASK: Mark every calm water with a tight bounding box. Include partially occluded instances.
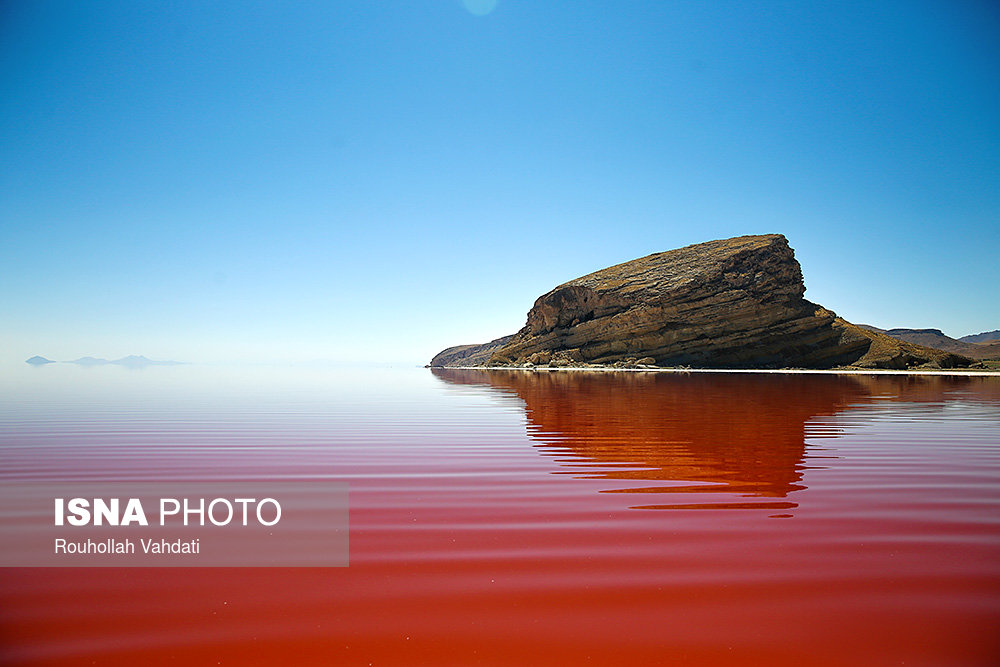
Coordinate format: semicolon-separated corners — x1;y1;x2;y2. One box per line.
1;363;999;665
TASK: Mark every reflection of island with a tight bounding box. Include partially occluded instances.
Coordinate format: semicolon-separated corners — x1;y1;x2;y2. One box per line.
72;355;183;368
847;373;1000;404
25;355;183;367
433;369;873;513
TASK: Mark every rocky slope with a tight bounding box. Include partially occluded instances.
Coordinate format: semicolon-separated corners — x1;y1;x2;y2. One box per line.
428;335;514;368
860;327;1000;361
431;234;973;370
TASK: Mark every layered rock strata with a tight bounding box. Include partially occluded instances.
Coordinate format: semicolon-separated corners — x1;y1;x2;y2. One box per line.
431;234;972;370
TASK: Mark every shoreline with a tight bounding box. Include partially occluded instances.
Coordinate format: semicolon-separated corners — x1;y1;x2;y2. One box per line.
432;366;1000;377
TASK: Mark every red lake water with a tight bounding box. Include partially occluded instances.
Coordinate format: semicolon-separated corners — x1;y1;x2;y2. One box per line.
1;364;999;665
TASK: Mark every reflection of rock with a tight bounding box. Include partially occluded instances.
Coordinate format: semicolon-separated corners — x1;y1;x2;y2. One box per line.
432;369;872;512
68;355;182;367
847;373;1000;404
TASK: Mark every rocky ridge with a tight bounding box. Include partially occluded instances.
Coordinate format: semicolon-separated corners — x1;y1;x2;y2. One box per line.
431;234;972;370
857;327;1000;361
960;330;1000;344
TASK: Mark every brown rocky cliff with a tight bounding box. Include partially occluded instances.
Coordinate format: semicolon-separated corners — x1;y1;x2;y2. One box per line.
432;234;973;370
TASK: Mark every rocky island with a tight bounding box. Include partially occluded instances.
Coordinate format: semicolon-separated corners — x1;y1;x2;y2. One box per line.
431;234;972;370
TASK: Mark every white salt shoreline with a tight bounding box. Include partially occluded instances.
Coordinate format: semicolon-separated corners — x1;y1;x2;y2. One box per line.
435;366;1000;377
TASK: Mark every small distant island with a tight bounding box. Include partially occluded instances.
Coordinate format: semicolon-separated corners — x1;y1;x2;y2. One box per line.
25;356;56;365
25;355;183;367
430;234;992;372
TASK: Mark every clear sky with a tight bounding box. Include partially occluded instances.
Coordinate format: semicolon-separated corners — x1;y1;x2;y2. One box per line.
2;1;998;364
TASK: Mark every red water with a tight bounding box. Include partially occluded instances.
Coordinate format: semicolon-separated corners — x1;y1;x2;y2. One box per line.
2;366;999;665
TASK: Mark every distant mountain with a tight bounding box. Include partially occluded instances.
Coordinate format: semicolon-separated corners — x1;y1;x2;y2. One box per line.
25;355;55;365
27;355;184;367
879;329;1000;361
960;330;1000;344
71;356;110;365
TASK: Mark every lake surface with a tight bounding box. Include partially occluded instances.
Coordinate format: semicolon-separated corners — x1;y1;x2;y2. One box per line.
1;363;999;665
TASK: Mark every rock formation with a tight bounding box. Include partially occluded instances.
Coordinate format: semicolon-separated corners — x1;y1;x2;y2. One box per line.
428;335;513;368
431;234;972;370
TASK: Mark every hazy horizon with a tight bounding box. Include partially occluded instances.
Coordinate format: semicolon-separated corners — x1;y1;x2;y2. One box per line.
3;2;998;365
13;291;1000;367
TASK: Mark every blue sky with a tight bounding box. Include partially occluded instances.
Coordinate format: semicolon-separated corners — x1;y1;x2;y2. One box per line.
2;1;998;363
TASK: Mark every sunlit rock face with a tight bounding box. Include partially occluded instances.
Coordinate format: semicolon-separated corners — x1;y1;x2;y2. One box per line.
432;234;972;370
